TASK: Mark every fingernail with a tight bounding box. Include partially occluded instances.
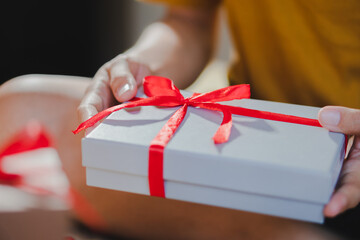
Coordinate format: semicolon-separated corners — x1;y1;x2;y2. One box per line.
117;83;131;97
320;109;341;127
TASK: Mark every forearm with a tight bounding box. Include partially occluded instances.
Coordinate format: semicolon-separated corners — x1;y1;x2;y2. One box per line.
126;7;218;89
78;6;219;122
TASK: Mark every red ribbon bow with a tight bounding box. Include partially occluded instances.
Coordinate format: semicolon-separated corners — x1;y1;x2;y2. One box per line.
73;76;321;197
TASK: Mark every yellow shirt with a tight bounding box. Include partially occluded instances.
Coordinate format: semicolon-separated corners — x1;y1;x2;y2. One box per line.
146;0;360;108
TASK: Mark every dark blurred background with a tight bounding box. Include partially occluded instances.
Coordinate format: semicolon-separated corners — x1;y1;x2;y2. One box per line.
1;0;163;83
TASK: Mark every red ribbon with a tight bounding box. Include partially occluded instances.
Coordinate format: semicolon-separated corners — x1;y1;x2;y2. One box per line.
73;76;323;198
0;121;51;184
0;121;106;227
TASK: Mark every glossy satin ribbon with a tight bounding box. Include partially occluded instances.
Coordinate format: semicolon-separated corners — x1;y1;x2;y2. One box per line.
74;76;322;197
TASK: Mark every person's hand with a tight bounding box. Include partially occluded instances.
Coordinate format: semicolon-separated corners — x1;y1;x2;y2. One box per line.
76;5;217;129
318;106;360;217
77;55;151;124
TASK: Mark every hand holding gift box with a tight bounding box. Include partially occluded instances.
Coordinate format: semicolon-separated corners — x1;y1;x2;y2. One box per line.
317;107;359;217
74;76;348;223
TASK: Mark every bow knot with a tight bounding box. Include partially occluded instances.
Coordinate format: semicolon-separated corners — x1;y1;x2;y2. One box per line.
183;98;191;104
73;76;252;144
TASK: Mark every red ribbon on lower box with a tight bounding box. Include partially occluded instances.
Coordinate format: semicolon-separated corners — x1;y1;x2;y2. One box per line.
74;76;325;198
1;121;107;233
0;121;51;186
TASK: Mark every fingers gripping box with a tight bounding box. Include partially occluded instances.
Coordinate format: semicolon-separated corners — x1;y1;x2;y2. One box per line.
82;90;346;223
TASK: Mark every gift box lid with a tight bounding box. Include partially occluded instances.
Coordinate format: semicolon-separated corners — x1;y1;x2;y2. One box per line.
83;91;345;204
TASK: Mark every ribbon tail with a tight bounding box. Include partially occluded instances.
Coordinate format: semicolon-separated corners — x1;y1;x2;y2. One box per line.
72;109;115;134
149;104;188;197
191;102;233;144
213;109;232;144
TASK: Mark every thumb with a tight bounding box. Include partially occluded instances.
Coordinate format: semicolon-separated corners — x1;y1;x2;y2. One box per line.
318;106;360;135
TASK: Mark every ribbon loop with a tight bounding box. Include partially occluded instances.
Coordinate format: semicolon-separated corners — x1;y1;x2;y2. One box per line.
189;84;251;103
143;76;184;101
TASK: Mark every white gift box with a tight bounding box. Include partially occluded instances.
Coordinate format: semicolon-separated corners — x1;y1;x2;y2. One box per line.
82;91;346;223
